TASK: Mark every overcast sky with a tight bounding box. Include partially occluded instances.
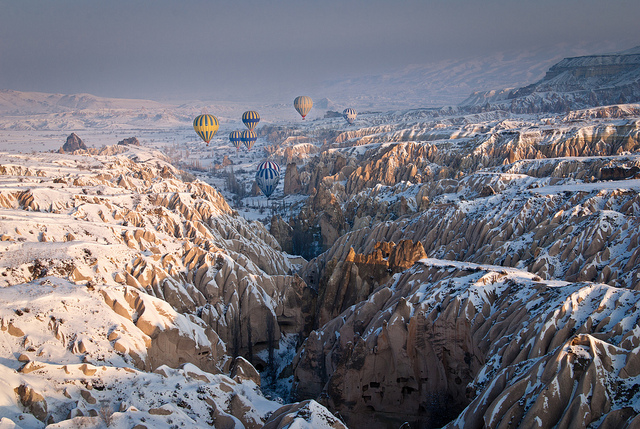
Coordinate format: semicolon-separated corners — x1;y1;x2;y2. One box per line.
1;0;638;103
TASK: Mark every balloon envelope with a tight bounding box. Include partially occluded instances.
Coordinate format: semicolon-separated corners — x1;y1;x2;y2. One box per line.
229;130;243;150
257;160;281;176
241;130;257;151
255;167;280;197
294;96;313;119
343;108;357;125
242;111;260;130
193;114;219;145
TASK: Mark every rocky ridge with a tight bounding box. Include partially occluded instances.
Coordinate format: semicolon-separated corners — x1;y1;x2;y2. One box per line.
0;146;338;427
294;260;640;428
460;48;640;113
276;104;640;428
272;105;640;265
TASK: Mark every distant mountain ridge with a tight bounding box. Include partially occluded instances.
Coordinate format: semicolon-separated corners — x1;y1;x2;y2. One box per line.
319;43;632;110
461;46;640;112
0;89;165;115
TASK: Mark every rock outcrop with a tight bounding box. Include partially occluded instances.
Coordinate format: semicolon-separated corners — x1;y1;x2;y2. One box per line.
301;240;426;329
294;260;640;428
60;132;87;152
117;136;141;146
283;162;302;195
0;147;311;373
461;48;640;113
263;400;348;429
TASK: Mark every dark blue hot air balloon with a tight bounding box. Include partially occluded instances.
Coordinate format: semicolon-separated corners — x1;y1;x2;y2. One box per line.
255;161;280;198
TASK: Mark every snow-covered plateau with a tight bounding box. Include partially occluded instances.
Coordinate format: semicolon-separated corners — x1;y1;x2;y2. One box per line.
1;48;640;428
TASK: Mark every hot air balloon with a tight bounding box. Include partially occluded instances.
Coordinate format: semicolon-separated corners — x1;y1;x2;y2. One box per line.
257;160;281;176
229;130;243;151
343;108;357;125
242;111;260;130
241;129;257;151
255;165;280;198
293;96;313;120
193;114;219;145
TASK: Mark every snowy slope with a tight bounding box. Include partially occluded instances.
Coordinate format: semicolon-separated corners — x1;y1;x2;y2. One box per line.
0;146;341;428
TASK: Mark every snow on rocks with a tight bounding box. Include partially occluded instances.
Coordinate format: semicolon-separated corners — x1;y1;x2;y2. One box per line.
0;145;337;427
294;260;640;429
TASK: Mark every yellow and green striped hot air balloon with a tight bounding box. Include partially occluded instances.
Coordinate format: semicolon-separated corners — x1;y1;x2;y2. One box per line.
242;110;260;130
193;114;219;145
293;96;313;120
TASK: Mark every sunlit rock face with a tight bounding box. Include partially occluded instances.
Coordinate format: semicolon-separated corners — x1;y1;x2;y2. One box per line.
299;240;426;330
0;146;310;370
0;145;343;427
288;102;640;427
274;105;640;262
293;260;640;429
283;162;303;195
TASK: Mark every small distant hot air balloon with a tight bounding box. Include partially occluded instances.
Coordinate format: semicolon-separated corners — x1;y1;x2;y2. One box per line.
241;129;257;151
229;130;243;151
193;114;219;145
257;160;281;176
294;96;313;120
242;111;260;130
255;163;280;198
343;108;357;125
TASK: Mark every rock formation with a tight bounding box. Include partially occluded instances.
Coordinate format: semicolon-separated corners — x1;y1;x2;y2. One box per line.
0;146;345;427
263;400;348;429
301;240;426;329
461;48;640;113
117;136;141;146
284;162;302;195
0;146;312;377
60;132;87;152
294;260;640;428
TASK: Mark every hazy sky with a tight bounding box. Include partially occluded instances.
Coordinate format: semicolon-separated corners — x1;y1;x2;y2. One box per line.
1;0;638;103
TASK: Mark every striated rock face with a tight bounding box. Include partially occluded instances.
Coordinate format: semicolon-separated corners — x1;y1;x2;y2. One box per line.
459;49;640;113
301;240;426;329
60;133;87;153
294;260;640;428
544;52;640;80
283;162;302;195
0;147;310;373
302;156;640;291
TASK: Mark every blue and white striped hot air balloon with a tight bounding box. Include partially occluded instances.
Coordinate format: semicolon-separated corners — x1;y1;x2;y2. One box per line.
255;165;280;198
343;108;357;125
257;160;281;176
